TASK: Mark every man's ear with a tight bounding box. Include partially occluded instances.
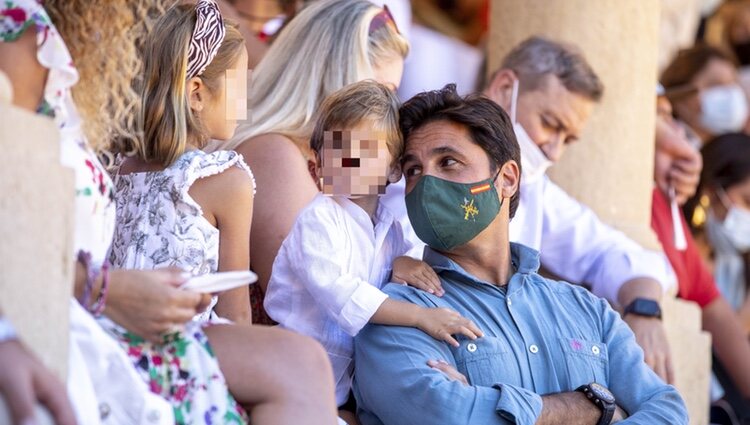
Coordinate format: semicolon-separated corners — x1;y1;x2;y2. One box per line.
497;159;520;200
485;69;516;113
187;76;205;112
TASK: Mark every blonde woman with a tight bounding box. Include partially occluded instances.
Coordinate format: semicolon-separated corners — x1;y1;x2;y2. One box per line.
221;0;409;322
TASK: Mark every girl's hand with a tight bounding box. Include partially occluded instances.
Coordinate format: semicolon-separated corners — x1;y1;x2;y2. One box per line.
427;359;469;386
392;256;444;296
416;307;483;347
105;268;212;342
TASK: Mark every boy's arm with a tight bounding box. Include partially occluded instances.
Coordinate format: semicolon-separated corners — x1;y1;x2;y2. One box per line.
370;298;482;347
287;204;388;336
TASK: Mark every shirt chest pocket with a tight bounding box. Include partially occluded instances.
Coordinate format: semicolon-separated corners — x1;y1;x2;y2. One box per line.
452;337;522;388
557;337;609;388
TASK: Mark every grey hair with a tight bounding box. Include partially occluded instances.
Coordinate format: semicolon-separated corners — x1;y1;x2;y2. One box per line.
495;35;603;101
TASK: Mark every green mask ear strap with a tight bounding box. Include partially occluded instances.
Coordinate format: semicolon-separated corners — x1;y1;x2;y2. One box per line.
492;168;502;183
492;168;505;209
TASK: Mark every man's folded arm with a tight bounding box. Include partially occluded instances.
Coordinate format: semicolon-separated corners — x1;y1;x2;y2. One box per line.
354;320;607;425
597;297;688;424
354;322;540;425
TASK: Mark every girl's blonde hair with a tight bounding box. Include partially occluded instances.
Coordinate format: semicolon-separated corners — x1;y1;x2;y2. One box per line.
138;3;245;166
223;0;409;151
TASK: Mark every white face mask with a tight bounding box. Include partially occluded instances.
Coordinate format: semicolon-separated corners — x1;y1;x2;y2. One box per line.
699;84;749;136
716;186;750;252
510;79;552;185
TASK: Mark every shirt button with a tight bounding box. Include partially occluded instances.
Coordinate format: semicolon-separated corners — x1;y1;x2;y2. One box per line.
99;402;111;420
592;345;600;355
529;344;539;354
467;343;478;353
147;409;161;423
507;298;512;306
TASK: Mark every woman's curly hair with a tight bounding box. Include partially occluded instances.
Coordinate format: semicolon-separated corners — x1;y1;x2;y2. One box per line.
45;0;177;162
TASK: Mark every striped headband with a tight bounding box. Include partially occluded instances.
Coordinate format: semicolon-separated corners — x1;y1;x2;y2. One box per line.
186;0;226;79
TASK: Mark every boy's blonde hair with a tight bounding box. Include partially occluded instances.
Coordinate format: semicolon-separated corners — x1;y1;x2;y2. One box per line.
310;80;403;165
224;0;409;151
137;3;245;166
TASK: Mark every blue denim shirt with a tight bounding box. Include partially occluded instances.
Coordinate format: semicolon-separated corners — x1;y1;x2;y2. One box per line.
353;243;687;425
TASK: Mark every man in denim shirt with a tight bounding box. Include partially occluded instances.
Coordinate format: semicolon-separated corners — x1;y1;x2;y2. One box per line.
352;85;688;425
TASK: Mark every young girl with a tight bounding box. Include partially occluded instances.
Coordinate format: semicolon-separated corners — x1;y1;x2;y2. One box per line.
104;0;258;422
265;81;483;416
109;0;253;324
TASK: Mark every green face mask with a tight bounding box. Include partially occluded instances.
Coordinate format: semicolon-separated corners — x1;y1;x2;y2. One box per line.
405;172;503;251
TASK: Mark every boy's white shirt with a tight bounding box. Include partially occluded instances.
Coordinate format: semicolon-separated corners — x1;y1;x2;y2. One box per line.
264;192;417;405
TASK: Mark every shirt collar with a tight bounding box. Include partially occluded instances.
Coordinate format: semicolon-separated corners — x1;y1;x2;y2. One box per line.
422;242;541;287
331;195;396;230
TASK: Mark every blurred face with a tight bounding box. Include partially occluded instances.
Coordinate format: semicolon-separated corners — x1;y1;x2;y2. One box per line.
202;48;249;141
712;176;750;221
372;55;404;92
512;74;594;163
693;57;738;89
319;121;396;197
671;58;739;136
654;97;700;196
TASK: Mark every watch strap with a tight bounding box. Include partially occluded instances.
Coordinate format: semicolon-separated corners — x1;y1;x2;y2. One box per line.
623;298;662;320
576;384;615;425
598;402;615;425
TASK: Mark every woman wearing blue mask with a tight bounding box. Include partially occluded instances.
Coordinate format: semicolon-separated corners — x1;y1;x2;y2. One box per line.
690;133;750;334
661;45;749;148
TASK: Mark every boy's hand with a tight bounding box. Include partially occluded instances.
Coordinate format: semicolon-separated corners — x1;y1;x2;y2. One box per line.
416;307;483;347
392;256;444;296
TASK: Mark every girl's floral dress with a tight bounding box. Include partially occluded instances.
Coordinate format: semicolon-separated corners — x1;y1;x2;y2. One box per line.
2;1;248;423
107;149;255;423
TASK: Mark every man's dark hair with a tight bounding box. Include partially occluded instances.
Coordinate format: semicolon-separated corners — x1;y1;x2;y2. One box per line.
399;84;522;218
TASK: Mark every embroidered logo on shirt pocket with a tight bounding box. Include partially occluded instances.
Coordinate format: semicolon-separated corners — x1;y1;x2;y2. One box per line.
452;337;521;387
558;337;609;388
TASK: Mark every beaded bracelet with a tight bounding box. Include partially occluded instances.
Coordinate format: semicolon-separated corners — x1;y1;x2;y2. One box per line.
91;262;110;317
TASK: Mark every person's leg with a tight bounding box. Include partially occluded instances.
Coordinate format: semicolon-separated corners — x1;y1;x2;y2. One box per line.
205;324;339;425
338;410;359;425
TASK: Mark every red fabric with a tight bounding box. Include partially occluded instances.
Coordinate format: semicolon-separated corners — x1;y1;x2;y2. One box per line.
651;188;720;307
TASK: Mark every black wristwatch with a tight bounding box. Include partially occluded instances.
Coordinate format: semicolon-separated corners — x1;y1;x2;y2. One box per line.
576;383;616;425
623;298;662;320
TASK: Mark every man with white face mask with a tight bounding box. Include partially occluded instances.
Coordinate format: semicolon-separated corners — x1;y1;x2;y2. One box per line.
482;36;679;384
